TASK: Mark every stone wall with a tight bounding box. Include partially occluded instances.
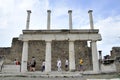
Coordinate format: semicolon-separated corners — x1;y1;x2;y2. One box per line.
2;38;23;64
0;38;92;71
110;47;120;59
0;47;10;56
103;47;120;72
110;47;120;72
51;40;69;71
9;38;23;62
0;47;11;63
74;40;92;70
28;40;45;71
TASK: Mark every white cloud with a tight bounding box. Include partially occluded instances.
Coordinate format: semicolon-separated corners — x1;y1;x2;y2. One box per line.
95;15;120;56
0;0;49;47
0;0;120;59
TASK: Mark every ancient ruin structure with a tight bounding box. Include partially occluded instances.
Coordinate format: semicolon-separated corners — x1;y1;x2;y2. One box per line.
18;10;102;73
0;10;103;73
99;47;120;73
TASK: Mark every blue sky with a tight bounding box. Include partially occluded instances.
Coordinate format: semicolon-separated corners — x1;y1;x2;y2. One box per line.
0;0;120;57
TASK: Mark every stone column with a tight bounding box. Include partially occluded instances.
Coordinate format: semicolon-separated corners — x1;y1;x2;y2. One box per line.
45;41;52;72
69;40;75;71
88;10;94;29
91;40;99;72
47;10;51;30
98;50;102;60
68;10;72;30
21;41;28;72
98;50;102;71
26;10;31;30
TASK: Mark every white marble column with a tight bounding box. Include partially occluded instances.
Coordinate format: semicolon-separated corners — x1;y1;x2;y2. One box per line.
68;10;72;30
21;41;28;72
47;10;51;30
26;10;31;30
91;40;99;72
69;40;75;71
45;41;52;72
88;10;94;29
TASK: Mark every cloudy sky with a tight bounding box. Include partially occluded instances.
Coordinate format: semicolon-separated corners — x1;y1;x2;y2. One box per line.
0;0;120;57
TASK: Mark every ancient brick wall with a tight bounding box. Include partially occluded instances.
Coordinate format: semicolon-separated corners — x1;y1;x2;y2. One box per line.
111;47;120;59
0;38;23;64
51;40;69;71
28;40;46;71
0;47;11;56
74;40;92;70
110;47;120;72
0;47;11;62
0;38;92;71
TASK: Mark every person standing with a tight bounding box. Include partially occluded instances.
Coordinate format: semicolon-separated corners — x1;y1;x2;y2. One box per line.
41;60;45;72
57;58;61;71
65;58;69;71
30;56;36;72
79;58;83;71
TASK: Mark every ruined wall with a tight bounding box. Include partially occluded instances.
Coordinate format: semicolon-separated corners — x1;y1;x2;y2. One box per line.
0;47;11;56
0;38;23;64
110;47;120;72
28;40;45;71
0;47;11;62
28;40;92;71
0;38;92;71
110;47;120;59
75;40;92;70
51;40;69;71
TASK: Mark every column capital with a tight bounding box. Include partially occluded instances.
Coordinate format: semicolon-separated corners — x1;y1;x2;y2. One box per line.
88;10;93;13
47;10;51;13
23;40;29;42
69;40;75;42
68;10;72;13
91;40;97;42
98;50;102;53
45;40;52;42
27;10;32;13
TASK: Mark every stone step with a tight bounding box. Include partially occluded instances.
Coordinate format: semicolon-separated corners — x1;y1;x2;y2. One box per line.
0;71;82;77
2;65;20;72
87;78;120;80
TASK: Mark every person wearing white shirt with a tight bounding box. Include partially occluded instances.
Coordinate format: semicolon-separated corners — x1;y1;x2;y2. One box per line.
57;58;61;71
65;58;69;71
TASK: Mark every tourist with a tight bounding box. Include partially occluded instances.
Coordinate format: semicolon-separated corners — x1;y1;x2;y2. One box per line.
14;59;20;65
65;58;69;71
30;56;36;72
13;59;17;64
57;58;61;71
79;58;83;71
41;60;45;72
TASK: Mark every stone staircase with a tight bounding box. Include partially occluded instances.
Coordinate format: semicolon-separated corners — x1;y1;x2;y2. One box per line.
0;60;4;72
2;65;20;72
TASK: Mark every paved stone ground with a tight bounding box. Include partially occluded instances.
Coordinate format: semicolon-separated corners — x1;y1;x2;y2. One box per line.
0;73;120;80
0;77;119;80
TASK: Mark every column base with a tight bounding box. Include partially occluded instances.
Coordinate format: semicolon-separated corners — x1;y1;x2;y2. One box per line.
69;69;76;72
83;70;101;74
